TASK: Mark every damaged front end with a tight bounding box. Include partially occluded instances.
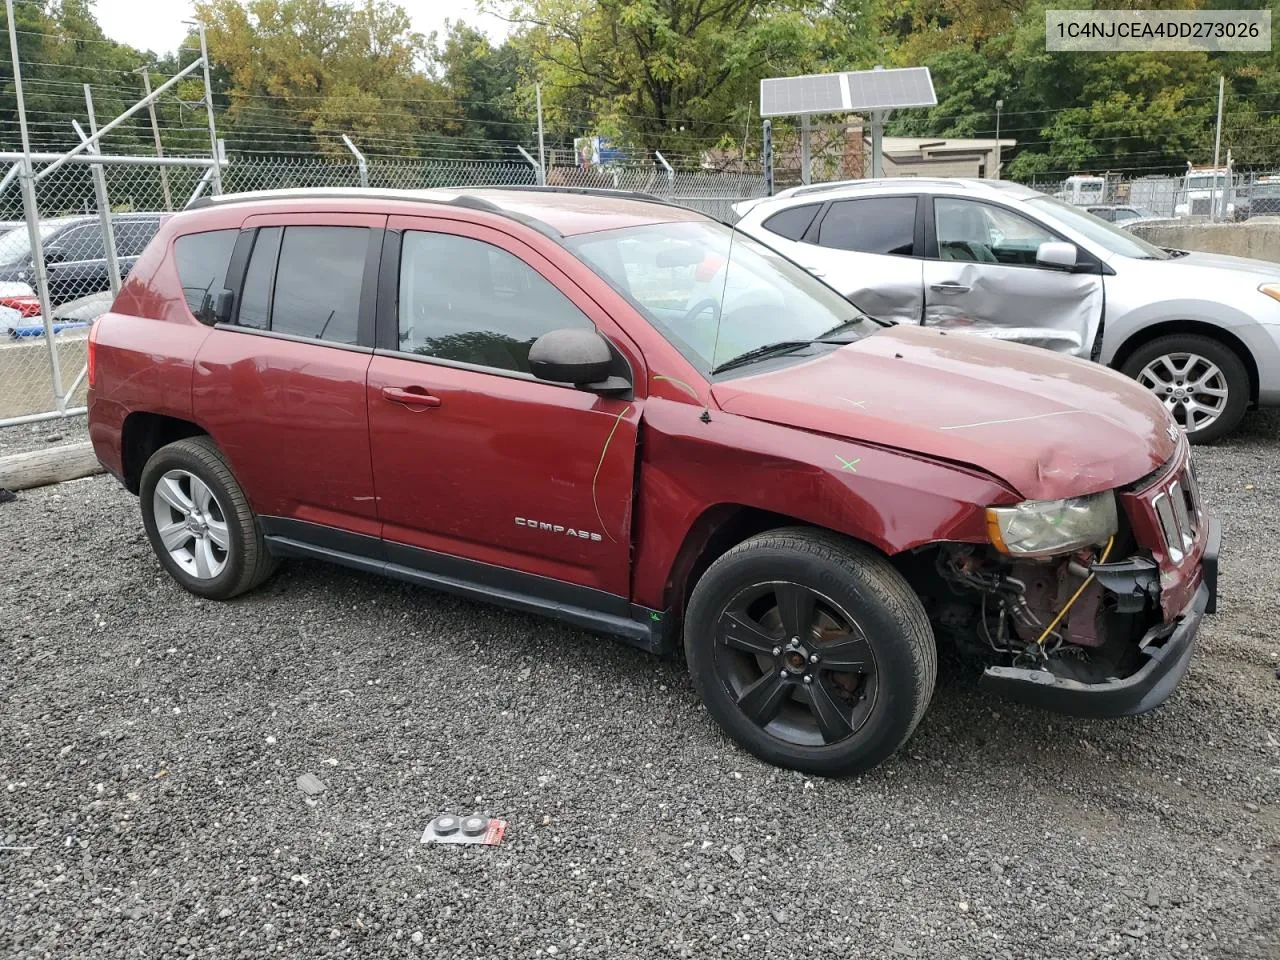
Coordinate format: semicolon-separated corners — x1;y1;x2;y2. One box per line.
925;450;1220;717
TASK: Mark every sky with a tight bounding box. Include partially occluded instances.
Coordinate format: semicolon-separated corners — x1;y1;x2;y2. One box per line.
93;0;512;58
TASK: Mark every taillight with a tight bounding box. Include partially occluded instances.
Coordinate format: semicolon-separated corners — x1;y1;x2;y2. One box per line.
0;294;42;317
87;318;100;389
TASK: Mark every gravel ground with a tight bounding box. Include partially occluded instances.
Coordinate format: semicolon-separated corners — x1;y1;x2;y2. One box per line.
2;411;1277;960
0;415;90;459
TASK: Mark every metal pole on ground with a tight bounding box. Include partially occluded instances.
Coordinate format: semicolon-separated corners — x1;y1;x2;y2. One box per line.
535;84;546;185
198;23;222;195
5;0;62;399
135;67;172;211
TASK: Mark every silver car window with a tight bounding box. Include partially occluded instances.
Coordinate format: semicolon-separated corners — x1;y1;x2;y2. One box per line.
1027;195;1169;260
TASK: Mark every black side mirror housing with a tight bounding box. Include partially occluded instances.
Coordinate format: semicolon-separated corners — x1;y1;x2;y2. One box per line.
529;328;630;396
213;288;235;325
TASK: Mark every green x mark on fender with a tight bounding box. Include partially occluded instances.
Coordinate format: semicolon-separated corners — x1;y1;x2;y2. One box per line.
836;454;861;473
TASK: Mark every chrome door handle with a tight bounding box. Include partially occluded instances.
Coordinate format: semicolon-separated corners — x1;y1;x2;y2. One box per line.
930;282;971;294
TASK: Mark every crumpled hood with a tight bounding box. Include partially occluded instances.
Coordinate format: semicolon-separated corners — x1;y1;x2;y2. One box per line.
711;324;1177;500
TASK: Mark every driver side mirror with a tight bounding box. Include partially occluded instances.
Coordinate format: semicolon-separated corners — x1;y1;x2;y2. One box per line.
1036;241;1077;270
529;328;631;397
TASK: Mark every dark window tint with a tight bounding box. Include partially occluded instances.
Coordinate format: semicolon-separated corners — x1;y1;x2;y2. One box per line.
236;227;280;330
174;229;238;323
51;222;106;262
762;203;821;241
115;218;161;257
269;226;367;345
398;231;593;374
817;197;917;255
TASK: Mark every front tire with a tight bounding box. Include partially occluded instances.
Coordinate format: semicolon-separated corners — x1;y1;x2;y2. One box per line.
684;528;936;777
1120;334;1249;444
139;436;277;600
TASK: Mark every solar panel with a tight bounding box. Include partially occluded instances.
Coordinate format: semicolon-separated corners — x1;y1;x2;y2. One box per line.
760;67;935;117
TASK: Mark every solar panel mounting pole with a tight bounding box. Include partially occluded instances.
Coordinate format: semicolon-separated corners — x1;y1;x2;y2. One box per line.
800;114;811;185
870;111;884;177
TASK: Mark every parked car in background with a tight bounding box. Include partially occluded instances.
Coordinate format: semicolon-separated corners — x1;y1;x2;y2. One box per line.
734;177;1280;442
0;213;164;305
1245;176;1280;219
1085;204;1160;224
88;186;1218;777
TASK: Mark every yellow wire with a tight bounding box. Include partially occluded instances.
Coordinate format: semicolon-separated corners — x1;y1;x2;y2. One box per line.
1035;535;1116;647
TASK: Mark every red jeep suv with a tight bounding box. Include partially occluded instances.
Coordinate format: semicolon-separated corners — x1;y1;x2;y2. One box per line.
87;187;1220;776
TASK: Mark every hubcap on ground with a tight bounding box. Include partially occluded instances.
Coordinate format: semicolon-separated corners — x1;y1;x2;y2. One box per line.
715;581;878;747
152;469;229;580
1136;352;1227;434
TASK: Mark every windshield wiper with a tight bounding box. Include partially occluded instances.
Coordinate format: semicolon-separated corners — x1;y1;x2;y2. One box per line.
812;316;871;342
712;340;813;374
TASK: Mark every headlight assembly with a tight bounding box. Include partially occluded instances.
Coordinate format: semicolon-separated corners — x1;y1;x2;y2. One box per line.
985;491;1118;557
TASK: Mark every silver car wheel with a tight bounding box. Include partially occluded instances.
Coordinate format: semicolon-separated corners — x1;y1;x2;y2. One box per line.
1136;352;1228;434
151;469;230;580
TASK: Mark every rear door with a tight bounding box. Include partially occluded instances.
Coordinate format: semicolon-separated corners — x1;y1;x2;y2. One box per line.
922;196;1103;358
191;213;384;538
787;196;923;323
365;215;642;599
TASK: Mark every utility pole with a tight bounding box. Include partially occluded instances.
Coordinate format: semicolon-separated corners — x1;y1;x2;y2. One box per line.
135;67;172;211
535;84;546;185
994;99;1003;180
1211;75;1225;221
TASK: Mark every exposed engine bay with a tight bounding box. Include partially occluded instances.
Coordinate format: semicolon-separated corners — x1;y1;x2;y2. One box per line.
927;540;1163;686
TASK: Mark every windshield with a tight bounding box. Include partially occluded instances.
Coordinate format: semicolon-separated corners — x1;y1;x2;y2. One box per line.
1187;175;1226;190
1027;195;1170;260
567;220;879;374
0;221;61;265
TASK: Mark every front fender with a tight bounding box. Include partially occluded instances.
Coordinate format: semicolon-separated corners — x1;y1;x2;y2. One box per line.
629;396;1019;611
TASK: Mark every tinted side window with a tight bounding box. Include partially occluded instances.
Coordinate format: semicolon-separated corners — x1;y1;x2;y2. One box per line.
763;203;821;241
54;222;106;261
174;228;238;324
116;218;161;257
817;197;917;255
398;231;593;374
270;226;367;345
236;227;280;330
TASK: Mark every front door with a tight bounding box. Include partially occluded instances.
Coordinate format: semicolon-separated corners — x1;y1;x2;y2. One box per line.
366;217;642;600
922;197;1103;358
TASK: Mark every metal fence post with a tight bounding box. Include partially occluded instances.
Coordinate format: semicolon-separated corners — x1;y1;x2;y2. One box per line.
5;0;63;400
135;67;173;211
763;120;773;196
517;146;542;184
79;88;122;298
653;151;675;196
341;135;369;187
198;23;222;195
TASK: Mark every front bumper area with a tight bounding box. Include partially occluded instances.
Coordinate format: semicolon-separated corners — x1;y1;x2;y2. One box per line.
979;518;1220;718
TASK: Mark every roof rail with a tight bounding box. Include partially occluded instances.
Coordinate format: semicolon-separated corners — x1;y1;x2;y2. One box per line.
474;183;671;204
181;187;562;238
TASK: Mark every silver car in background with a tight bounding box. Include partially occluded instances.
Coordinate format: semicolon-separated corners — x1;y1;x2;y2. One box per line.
734;178;1280;442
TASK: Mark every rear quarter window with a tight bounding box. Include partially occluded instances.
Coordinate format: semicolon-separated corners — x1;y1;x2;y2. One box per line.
173;229;238;324
762;203;821;241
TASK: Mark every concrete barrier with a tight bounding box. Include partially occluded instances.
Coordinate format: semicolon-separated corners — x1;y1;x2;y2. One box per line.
1129;219;1280;264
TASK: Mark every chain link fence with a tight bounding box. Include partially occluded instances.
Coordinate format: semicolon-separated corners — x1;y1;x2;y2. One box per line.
0;152;768;426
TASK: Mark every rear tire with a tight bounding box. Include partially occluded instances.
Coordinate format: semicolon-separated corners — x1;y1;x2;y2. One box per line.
139;436;277;600
684;527;936;777
1120;334;1249;444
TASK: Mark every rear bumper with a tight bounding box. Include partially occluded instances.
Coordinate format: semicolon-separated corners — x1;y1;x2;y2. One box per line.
979;518;1220;718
